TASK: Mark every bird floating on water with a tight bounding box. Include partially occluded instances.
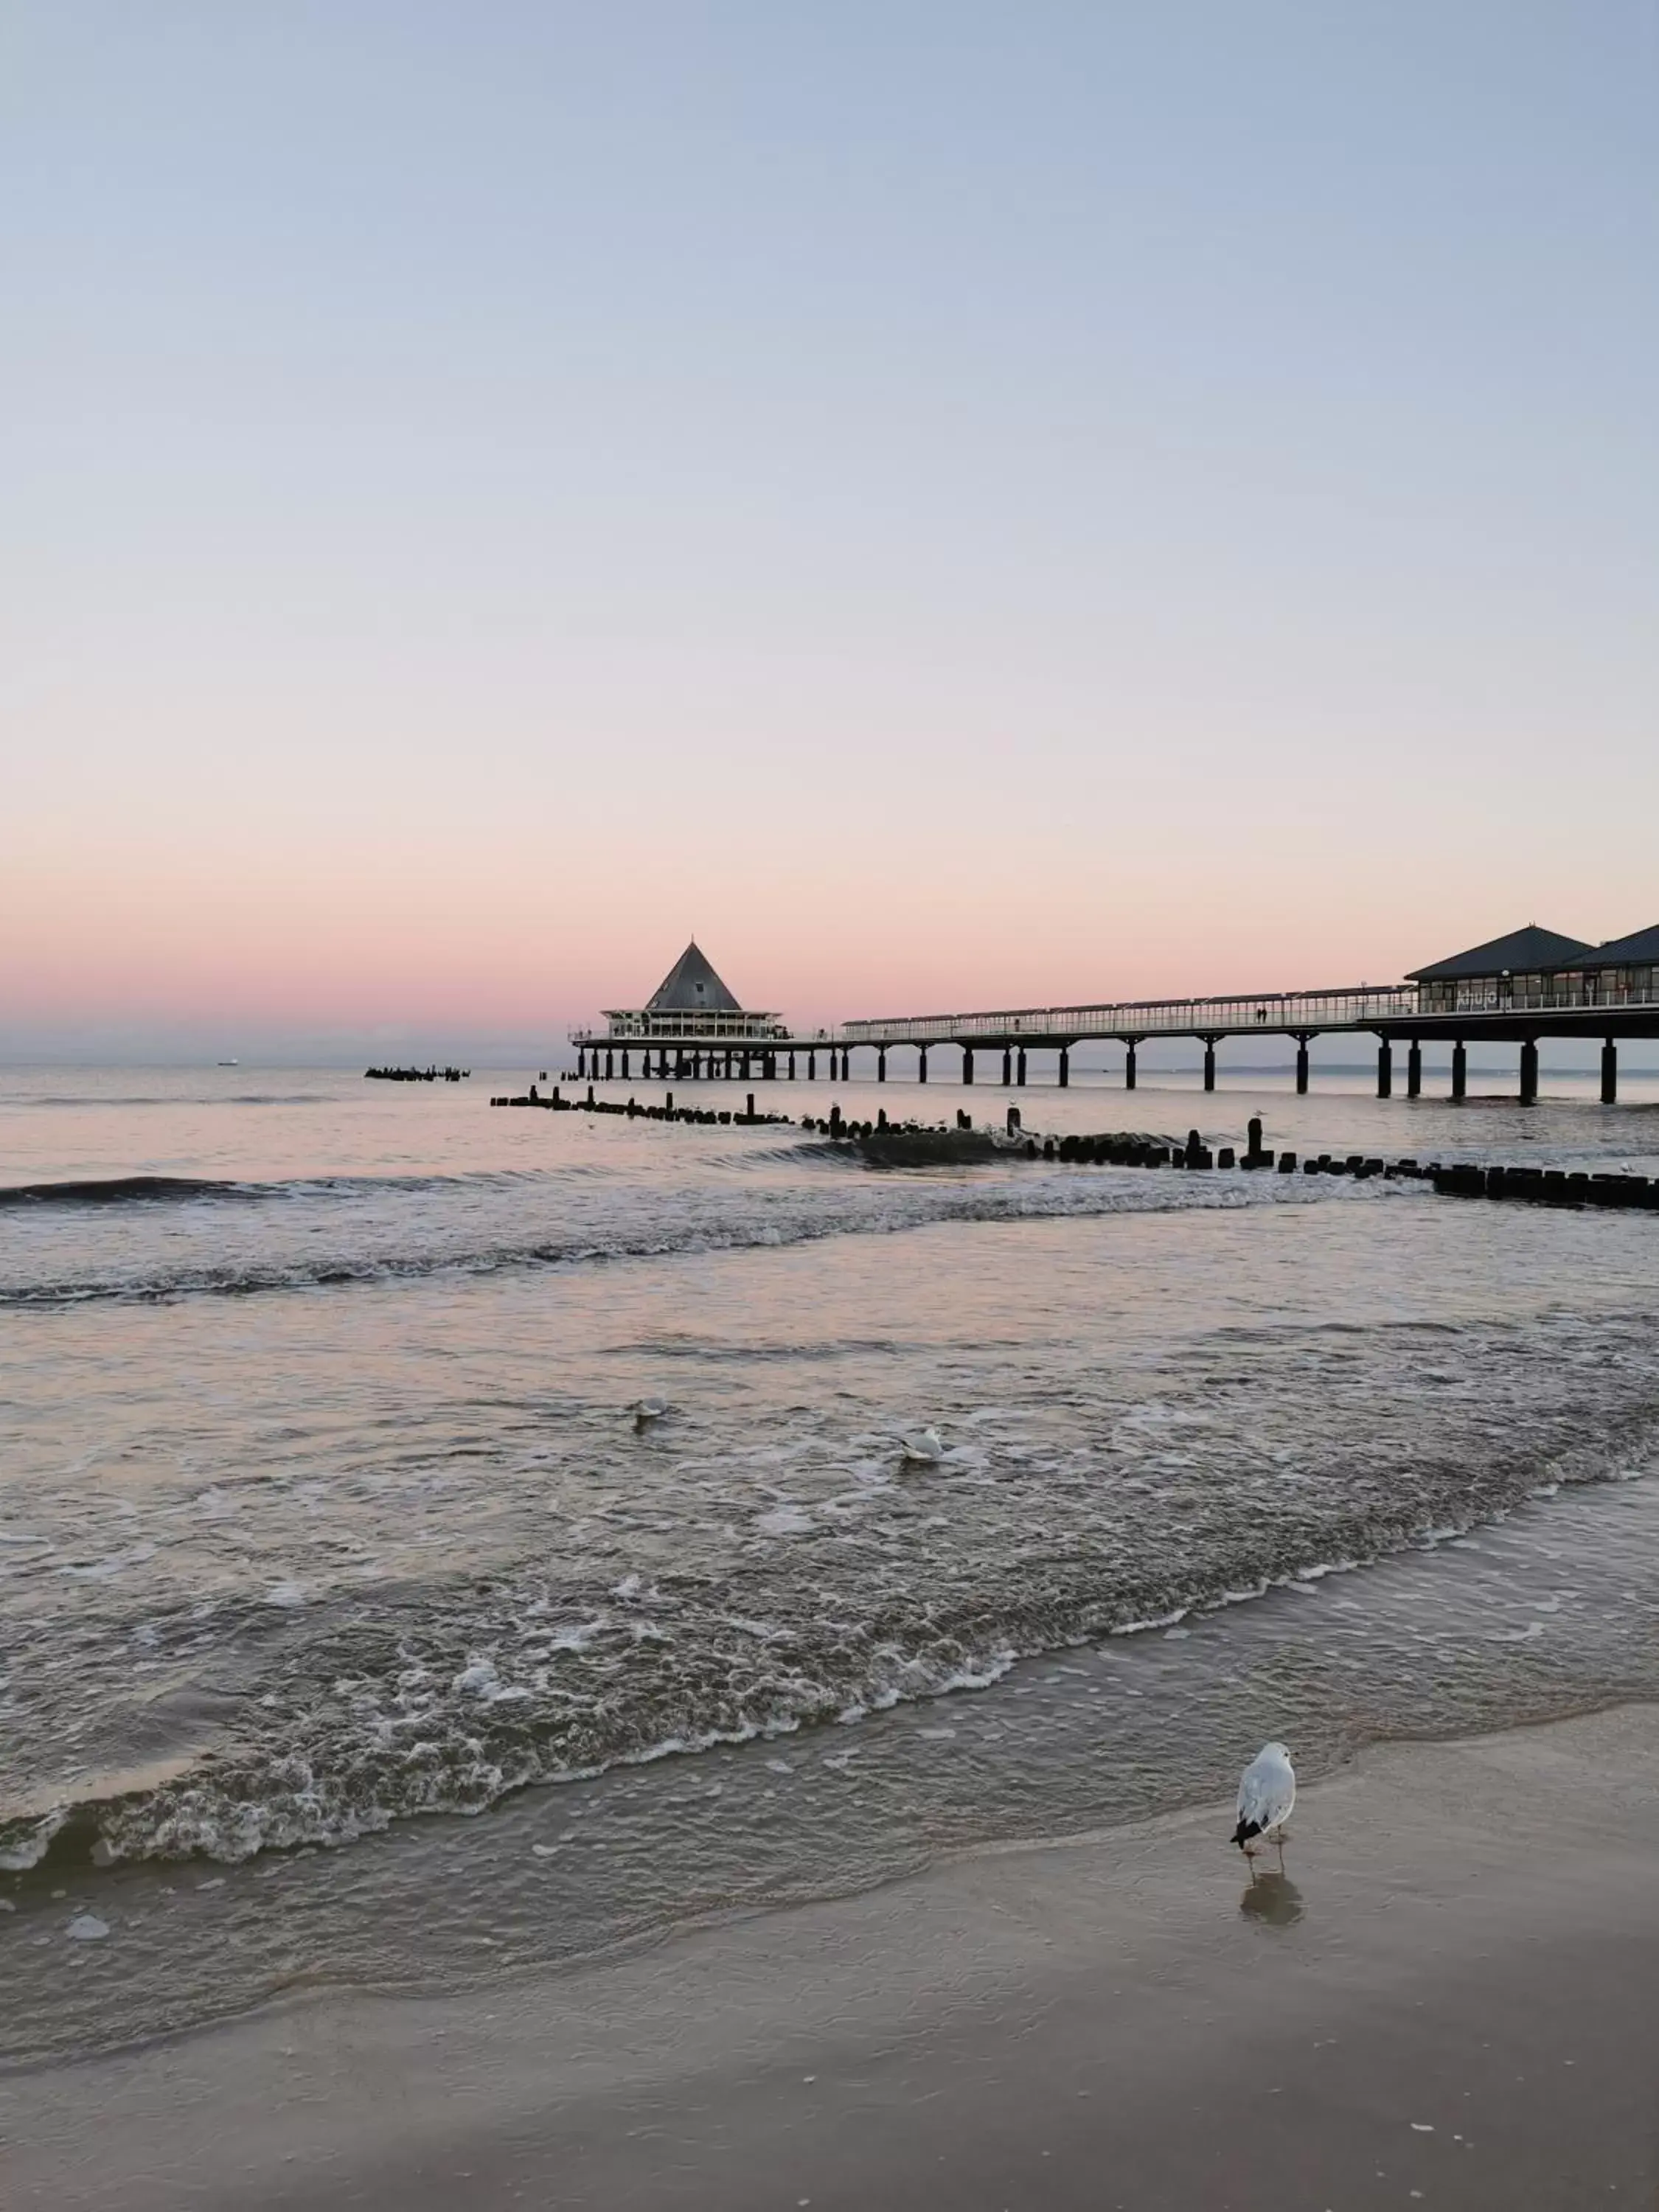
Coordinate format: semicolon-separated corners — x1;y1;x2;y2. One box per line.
898;1426;945;1464
632;1397;667;1430
1232;1740;1295;1863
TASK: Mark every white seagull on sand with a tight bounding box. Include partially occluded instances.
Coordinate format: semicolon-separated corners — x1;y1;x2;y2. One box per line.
1232;1741;1295;1861
897;1426;945;1464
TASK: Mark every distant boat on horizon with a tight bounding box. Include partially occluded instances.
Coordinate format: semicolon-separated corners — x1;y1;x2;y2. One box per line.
217;1058;239;1066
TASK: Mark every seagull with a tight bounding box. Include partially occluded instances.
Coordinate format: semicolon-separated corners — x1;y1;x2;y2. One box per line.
1232;1741;1295;1863
897;1426;945;1464
632;1397;667;1430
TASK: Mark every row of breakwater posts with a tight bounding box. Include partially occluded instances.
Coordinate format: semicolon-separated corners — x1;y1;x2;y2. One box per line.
490;1088;1659;1213
490;1085;790;1127
365;1065;470;1082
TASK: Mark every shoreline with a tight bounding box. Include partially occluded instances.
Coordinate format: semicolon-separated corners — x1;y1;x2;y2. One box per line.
6;1702;1658;2208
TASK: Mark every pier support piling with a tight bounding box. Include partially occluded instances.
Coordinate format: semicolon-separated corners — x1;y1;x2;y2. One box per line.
1016;1048;1027;1086
1058;1046;1070;1089
807;1049;816;1081
1002;1047;1012;1086
918;1047;928;1084
1202;1037;1217;1093
1124;1040;1137;1092
1294;1036;1310;1095
788;1051;796;1080
1407;1040;1422;1099
1602;1037;1618;1105
605;1050;614;1080
1519;1039;1539;1107
1377;1039;1392;1099
877;1048;886;1083
1451;1042;1467;1102
962;1046;975;1085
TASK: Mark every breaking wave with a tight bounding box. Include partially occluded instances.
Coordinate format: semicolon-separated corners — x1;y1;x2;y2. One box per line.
0;1164;1384;1307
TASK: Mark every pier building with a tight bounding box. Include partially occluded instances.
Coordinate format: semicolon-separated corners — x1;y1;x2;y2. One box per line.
569;942;836;1082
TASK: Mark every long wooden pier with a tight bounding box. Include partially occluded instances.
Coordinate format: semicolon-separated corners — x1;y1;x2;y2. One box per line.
838;976;1659;1103
571;926;1659;1104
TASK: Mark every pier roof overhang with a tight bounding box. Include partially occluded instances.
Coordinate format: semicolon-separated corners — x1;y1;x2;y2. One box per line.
1405;925;1594;982
1569;923;1659;970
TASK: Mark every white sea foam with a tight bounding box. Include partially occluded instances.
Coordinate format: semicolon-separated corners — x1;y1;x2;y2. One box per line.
58;1543;156;1582
754;1505;815;1537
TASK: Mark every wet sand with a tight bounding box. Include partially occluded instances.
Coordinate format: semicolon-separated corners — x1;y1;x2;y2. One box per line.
5;1705;1657;2210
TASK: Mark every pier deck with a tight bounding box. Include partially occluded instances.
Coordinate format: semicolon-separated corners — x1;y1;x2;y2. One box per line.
570;927;1659;1103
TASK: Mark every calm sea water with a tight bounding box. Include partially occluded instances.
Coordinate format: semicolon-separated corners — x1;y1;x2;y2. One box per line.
4;1063;1658;2059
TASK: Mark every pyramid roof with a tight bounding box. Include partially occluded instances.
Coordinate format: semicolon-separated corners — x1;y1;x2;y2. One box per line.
644;942;745;1014
1406;924;1593;982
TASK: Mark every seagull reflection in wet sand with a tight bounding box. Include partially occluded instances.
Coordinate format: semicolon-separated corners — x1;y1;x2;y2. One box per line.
1239;1870;1305;1927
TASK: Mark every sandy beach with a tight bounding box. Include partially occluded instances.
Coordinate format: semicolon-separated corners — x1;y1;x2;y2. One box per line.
5;1703;1656;2210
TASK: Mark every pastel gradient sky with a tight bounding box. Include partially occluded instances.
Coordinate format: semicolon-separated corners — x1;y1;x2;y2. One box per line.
5;2;1656;1059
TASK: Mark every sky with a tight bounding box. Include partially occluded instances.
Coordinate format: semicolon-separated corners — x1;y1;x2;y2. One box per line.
4;2;1656;1060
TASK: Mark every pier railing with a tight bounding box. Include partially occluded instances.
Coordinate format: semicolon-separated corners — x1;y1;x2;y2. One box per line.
573;1012;798;1045
839;985;1419;1046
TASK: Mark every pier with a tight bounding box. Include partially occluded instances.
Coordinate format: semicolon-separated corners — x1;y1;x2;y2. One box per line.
570;925;1659;1106
837;925;1659;1105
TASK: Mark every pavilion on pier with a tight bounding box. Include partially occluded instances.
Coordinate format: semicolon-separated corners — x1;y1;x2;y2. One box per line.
568;943;840;1082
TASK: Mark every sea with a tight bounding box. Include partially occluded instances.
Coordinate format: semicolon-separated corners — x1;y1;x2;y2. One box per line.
4;1061;1658;2063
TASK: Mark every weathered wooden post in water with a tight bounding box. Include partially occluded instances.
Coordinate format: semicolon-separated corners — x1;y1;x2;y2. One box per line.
1519;1039;1539;1106
1377;1039;1392;1099
1602;1038;1618;1105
